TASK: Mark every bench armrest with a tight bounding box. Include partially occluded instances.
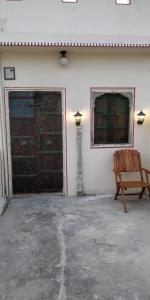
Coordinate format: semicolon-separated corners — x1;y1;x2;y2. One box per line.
141;168;150;186
141;168;150;173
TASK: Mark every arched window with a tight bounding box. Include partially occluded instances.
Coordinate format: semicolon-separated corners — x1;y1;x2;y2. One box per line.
91;89;134;147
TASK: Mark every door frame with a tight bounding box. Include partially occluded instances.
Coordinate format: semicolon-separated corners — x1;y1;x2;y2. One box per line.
3;87;68;197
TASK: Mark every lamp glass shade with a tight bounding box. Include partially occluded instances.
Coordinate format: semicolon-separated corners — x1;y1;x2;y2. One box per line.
74;111;82;126
59;56;69;66
137;110;146;125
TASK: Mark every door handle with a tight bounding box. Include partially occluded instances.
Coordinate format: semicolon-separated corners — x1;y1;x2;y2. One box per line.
20;140;29;151
39;128;44;134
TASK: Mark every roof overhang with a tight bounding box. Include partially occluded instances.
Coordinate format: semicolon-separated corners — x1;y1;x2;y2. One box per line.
1;33;150;48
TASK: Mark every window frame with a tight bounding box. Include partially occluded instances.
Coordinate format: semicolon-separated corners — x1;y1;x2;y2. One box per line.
115;0;131;5
62;0;77;3
90;87;135;148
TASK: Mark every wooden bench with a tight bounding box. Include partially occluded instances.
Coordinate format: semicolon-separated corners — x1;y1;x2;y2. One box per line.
113;149;150;212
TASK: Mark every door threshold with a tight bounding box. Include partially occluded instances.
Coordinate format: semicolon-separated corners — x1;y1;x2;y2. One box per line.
12;192;64;199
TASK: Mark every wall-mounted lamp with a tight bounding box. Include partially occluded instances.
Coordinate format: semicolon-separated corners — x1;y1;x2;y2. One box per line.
137;110;146;125
73;111;82;126
59;50;69;66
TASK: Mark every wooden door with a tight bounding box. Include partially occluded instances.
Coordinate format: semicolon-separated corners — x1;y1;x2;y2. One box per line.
9;91;63;194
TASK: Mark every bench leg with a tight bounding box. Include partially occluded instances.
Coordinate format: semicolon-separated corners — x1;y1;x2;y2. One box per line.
115;187;120;200
120;187;128;213
139;187;145;199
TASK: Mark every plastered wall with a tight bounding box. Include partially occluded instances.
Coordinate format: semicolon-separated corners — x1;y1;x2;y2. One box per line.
0;0;150;37
0;49;150;196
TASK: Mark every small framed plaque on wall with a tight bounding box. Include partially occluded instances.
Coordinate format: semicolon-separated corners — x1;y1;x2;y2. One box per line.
4;67;16;80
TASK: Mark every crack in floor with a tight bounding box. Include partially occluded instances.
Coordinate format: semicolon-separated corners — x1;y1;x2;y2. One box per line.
57;217;66;300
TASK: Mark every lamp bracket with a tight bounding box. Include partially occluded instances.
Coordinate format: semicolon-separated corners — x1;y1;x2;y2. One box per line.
60;50;67;57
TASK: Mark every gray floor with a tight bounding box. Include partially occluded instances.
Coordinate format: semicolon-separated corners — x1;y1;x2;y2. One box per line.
0;194;150;300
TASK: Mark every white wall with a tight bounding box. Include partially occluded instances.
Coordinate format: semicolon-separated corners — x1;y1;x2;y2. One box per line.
1;48;150;195
0;0;150;37
0;54;6;198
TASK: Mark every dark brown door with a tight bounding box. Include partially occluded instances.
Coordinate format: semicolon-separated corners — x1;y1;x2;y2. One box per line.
9;91;63;194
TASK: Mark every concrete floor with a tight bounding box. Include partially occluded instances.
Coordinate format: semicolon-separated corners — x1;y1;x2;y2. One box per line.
0;194;150;300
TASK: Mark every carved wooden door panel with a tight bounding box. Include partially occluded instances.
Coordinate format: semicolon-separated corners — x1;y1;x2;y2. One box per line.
9;91;63;194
